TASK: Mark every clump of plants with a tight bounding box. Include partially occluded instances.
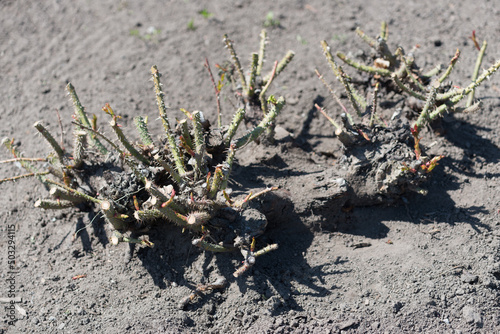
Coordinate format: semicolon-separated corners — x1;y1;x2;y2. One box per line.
315;22;500;206
1;33;293;283
220;29;294;140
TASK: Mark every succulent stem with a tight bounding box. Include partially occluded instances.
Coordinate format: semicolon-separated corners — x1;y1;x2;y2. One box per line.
415;82;438;132
224;108;245;146
247;53;259;98
71;130;86;168
336;52;391;77
35;199;75;209
33;122;65;165
67;83;108;155
100;200;132;232
380;21;388;41
256;29;267;76
438;49;461;84
2;138;47;186
260;60;278;115
234;96;285;149
253;243;278;257
192;238;235;252
45;179;101;204
49;186;86;203
223;34;247;92
369;82;380;128
208;167;224;199
191;111;207;174
104;105;150;166
151;65;186;175
134;116;154;146
467;41;487;107
263;50;295;84
204;58;222;128
0;171;50;184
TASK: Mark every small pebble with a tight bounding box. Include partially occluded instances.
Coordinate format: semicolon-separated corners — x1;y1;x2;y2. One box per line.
462;305;482;325
461;273;478;284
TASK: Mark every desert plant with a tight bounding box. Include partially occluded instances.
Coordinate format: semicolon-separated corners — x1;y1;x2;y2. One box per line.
1;63;286;279
315;22;500;205
221;29;294;119
217;30;294;146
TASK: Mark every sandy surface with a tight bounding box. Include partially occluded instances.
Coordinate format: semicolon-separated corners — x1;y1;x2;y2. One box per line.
1;0;500;333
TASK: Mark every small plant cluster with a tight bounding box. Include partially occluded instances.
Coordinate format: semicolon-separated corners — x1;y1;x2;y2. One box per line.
1;32;293;283
222;30;294;113
2;24;500;307
316;22;500;201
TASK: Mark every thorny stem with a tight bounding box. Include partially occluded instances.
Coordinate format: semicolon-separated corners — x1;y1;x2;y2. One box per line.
34;122;65;165
336;52;392;77
0;157;46;164
72;130;86;168
337;65;366;116
45;178;101;204
260;60;278;115
157;206;193;229
355;26;394;64
134;209;165;222
50;186;86;203
179;119;193;149
414;82;438;132
192;238;236;252
380;21;388;41
134;116;154;146
223;34;247;92
0;171;50;184
449;59;500;101
100;200;132;232
67;83;108;155
421;64;443;79
105;104;150;166
191;111;207;174
321;40;341;77
315;104;340;130
2;138;47;186
151;65;186;175
35;199;75;209
224;108;245;146
369;82;380;128
111;232;153;247
204;58;222;128
247;53;259;98
186;211;212;226
438;49;461;84
234;96;285;149
263;50;295;85
321;41;365;117
246;186;278;202
233;242;278;278
220;144;235;190
253;243;278;257
256;29;267;76
467;41;487;107
400;54;426;92
355;27;377;49
70;121;122;153
315;69;350;118
153;154;184;186
391;73;426;100
178;277;227;310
